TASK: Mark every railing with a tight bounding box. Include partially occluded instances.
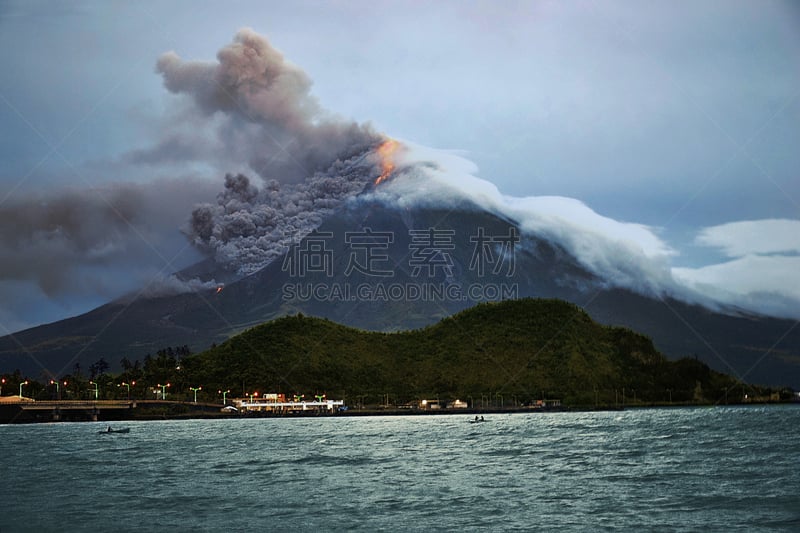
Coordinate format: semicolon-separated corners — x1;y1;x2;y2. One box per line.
17;399;223;409
19;400;134;410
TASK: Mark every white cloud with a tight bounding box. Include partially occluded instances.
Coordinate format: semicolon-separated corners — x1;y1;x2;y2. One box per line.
372;142;800;319
374;142;679;297
673;255;800;319
670;218;800;319
695;219;800;258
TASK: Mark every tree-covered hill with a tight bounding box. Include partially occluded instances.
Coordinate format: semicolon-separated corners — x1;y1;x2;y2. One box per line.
180;298;745;406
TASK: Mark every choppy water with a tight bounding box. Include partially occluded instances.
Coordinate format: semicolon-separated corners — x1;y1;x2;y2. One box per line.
2;405;800;532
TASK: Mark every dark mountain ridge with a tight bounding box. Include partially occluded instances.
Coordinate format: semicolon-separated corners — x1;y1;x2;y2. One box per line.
179;298;746;406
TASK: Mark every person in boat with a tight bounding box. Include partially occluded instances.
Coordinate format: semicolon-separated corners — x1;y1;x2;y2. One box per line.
480;416;484;422
107;426;112;432
475;416;479;422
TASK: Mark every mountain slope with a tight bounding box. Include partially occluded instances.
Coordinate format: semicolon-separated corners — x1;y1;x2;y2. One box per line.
179;298;744;406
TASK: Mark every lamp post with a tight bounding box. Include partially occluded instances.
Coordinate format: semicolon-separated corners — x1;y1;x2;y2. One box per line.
157;383;170;400
249;391;258;403
50;379;60;400
19;380;28;398
89;381;98;400
219;389;230;405
119;381;134;400
190;386;202;403
1;377;5;396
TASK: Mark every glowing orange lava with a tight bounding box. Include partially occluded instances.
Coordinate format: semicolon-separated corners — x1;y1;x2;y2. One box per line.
374;139;400;185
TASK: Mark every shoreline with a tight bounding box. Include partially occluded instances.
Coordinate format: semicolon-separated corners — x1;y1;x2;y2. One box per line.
2;399;796;424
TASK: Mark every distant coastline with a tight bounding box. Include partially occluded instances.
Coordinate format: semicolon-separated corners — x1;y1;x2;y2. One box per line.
2;397;796;425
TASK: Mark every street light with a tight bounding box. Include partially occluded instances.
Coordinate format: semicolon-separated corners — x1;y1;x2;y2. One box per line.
1;377;6;396
190;386;202;403
50;379;61;400
249;391;258;403
157;383;170;400
89;381;98;400
19;380;28;398
218;389;230;404
119;381;134;400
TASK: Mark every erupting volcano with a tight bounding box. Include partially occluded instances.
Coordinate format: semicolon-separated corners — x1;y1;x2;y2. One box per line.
2;27;799;393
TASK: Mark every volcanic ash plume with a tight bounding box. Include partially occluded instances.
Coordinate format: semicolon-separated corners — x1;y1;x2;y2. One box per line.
162;28;403;275
186;149;384;275
155;28;380;182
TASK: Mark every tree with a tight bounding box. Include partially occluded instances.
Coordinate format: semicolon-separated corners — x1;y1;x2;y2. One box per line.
89;358;110;380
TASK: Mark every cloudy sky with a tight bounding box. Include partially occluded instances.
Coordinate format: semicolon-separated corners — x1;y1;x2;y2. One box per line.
0;0;798;332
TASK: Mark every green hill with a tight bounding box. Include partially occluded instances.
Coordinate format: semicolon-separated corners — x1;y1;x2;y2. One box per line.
180;298;744;406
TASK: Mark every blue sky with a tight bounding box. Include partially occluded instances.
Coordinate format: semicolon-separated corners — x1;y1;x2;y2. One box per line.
0;0;798;332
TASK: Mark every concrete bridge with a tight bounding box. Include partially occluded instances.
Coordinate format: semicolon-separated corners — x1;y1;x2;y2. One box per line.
0;399;221;423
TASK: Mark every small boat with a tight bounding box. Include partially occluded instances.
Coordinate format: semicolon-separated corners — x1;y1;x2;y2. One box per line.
469;417;487;424
98;427;130;434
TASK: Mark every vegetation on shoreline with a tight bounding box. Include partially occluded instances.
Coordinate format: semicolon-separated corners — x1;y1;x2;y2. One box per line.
2;299;788;408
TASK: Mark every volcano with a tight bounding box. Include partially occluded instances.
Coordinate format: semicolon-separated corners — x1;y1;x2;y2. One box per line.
1;189;799;389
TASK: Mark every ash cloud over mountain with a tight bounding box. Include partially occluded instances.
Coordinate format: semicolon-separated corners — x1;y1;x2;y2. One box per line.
186;154;379;275
150;28;380;182
0;179;216;303
144;27;388;276
0;27;385;328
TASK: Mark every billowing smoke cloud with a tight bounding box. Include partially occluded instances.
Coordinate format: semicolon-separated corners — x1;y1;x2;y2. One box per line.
0;179;219;301
144;27;389;274
149;28;380;182
186;151;378;275
1;28;388;333
138;274;221;299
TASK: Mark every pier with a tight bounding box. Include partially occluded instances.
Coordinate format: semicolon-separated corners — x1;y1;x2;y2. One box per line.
236;398;344;413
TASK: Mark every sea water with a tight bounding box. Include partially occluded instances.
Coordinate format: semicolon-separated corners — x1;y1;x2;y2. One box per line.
2;405;799;532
